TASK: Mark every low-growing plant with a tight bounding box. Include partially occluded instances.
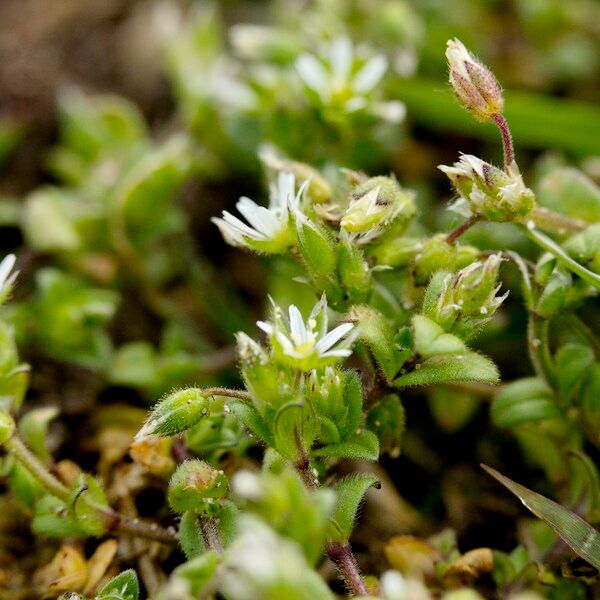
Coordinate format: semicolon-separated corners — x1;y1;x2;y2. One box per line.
1;21;600;600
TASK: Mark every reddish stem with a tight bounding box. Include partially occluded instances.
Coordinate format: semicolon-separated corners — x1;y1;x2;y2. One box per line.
492;113;515;169
446;214;481;245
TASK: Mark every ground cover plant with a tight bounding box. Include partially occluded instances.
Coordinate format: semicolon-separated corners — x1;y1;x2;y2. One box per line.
1;1;600;599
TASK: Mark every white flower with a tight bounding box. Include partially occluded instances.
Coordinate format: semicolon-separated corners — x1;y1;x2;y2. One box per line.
0;254;17;305
212;172;306;254
295;37;400;120
257;295;355;371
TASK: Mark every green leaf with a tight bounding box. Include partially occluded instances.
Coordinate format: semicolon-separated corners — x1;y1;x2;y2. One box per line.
97;569;140;600
179;511;205;559
69;474;109;536
296;218;336;278
330;474;379;543
230;401;275;448
555;344;595;404
367;394;405;456
313;429;379;461
395;351;499;388
581;364;600;446
412;315;465;358
273;400;317;461
491;378;562;428
32;495;88;538
482;465;600;570
18;406;59;460
172;551;219;596
537;168;600;224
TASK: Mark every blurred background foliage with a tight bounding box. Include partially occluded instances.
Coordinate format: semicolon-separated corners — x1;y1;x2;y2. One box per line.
0;0;600;597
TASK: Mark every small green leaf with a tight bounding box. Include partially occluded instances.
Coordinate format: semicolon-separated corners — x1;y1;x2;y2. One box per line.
273;400;317;461
32;495;88;538
97;569;140;600
482;465;600;570
555;344;595;404
18;406;59;459
367;394;405;456
230;401;275;448
412;315;465;357
313;429;379;461
179;510;205;559
330;474;379;543
296;217;336;278
69;474;109;536
395;351;499;388
172;551;219;595
491;377;562;428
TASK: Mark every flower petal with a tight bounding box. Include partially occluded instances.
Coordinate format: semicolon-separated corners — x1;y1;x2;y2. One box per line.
315;322;354;353
353;54;387;93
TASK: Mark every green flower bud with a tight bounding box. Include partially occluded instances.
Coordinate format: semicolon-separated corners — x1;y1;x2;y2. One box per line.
0;410;15;444
168;459;228;513
439;156;535;221
341;176;416;241
413;234;479;285
236;332;281;410
446;38;503;122
295;211;336;278
428;255;507;333
136;388;210;440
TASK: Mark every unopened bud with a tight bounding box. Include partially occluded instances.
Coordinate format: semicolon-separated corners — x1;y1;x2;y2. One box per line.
433;254;507;329
341;176;416;240
136;388;210;440
439;155;535;221
446;38;503;122
168;459;228;512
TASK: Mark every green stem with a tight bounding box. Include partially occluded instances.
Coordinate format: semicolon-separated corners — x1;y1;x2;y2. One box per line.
203;387;252;402
520;224;600;290
528;207;587;236
6;432;178;544
527;315;556;388
5;436;70;501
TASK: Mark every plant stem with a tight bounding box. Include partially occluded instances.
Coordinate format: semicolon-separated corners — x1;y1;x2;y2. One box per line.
446;214;481;245
6;432;178;544
326;541;368;597
492;113;515;169
528;207;587;236
527;315;556;388
5;436;70;501
520;224;600;291
294;457;367;597
202;387;252;402
201;517;223;554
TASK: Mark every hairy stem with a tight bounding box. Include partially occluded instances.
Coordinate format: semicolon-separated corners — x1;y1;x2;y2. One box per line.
202;387;252;402
295;457;367;596
6;432;178;544
527;315;556;388
446;214;481;245
492;113;515;169
201;517;223;554
528;207;587;236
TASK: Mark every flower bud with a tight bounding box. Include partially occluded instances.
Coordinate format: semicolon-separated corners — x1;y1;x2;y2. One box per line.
136;388;210;440
433;255;507;330
439;155;535;221
446;38;503;122
0;410;15;444
341;176;416;240
413;234;479;285
168;459;228;513
236;332;281;409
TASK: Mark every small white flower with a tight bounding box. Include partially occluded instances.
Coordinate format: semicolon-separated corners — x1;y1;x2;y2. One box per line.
212;172;306;254
257;295;355;371
0;254;17;304
295;37;398;120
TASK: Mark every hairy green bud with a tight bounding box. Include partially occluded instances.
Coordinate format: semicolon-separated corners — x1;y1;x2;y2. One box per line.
341;176;415;241
168;459;228;513
136;388;210;440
